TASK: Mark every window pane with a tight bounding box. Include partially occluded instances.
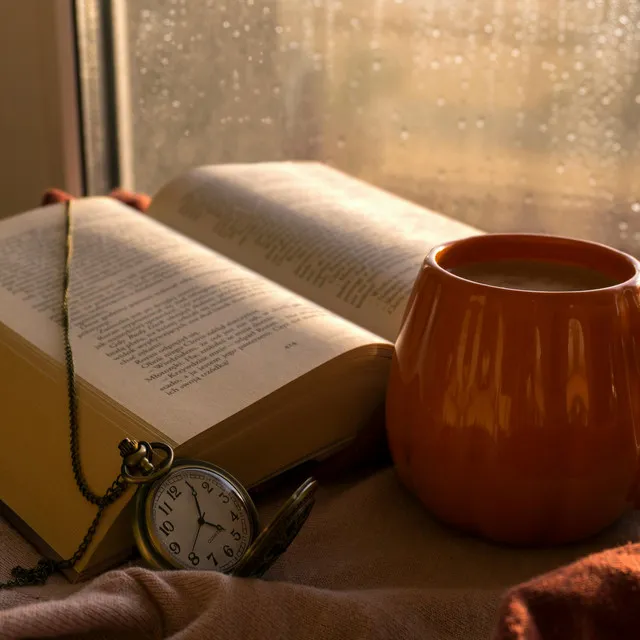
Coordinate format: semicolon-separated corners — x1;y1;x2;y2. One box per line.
120;0;640;252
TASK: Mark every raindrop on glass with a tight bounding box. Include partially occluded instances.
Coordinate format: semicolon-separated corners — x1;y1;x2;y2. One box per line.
337;137;346;149
436;97;446;107
476;117;485;129
400;128;409;141
619;221;629;232
223;20;230;28
631;202;640;213
458;118;467;130
172;100;181;108
372;60;382;72
556;163;565;174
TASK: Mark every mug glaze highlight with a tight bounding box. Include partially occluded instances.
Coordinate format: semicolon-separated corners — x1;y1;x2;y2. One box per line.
385;233;640;545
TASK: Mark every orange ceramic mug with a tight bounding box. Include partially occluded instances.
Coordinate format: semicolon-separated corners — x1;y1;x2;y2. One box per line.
386;233;640;545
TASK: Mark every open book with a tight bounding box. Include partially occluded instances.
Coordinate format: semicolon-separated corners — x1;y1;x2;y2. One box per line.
0;162;478;580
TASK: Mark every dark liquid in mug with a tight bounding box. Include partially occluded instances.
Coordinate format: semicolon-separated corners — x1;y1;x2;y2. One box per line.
448;259;619;291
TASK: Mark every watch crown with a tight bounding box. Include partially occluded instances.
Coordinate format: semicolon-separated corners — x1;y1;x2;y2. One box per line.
118;438;139;458
117;439;155;475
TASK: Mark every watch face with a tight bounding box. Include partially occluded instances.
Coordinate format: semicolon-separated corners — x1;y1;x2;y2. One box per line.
143;464;257;572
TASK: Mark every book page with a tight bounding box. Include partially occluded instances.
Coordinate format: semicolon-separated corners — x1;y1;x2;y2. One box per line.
0;198;382;444
147;162;480;341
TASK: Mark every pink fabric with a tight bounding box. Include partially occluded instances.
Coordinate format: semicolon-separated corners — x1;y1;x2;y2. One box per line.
2;467;639;640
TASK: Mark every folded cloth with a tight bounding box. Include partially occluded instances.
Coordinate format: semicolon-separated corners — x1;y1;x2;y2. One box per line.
493;542;640;640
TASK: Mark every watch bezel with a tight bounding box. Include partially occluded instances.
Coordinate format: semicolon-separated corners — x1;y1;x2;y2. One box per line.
132;458;260;571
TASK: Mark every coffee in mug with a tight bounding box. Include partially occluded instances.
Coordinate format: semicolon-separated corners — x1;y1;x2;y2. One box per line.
448;259;617;292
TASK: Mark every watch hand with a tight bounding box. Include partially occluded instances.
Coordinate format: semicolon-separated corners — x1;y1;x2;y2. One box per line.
185;480;203;519
191;519;203;552
202;519;225;532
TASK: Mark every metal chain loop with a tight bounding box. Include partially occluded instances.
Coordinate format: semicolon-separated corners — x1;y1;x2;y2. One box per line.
0;200;128;589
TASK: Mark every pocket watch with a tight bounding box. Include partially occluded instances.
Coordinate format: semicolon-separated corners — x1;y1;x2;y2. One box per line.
0;199;317;590
119;439;317;578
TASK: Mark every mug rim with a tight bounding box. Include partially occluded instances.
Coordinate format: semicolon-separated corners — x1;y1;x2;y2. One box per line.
428;232;640;295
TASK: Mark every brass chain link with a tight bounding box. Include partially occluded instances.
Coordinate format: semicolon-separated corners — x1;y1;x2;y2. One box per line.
0;200;128;589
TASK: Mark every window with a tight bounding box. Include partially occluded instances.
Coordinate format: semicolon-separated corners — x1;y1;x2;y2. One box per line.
77;0;640;253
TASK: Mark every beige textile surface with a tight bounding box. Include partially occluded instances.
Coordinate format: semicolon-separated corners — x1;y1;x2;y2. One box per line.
1;465;639;640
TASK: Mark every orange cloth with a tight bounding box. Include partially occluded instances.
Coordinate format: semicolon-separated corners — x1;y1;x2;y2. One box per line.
40;188;151;212
494;542;640;639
